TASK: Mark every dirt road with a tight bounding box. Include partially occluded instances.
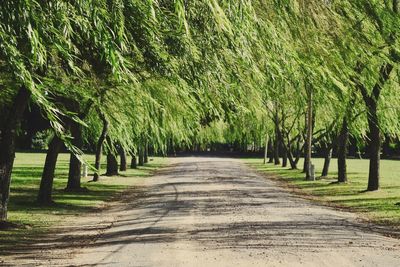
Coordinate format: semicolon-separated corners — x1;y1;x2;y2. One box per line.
5;157;400;266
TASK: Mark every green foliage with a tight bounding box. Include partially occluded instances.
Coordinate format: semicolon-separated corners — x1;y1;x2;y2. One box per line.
1;0;399;221
0;1;398;152
31;130;52;150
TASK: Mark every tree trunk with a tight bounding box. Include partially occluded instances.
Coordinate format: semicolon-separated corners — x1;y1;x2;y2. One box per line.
130;154;137;169
93;114;108;182
268;139;274;163
273;136;280;165
294;138;302;167
321;145;332;178
138;146;144;166
302;113;308;173
273;118;280;165
167;138;173;155
305;87;313;180
119;148;127;171
65;123;83;191
278;126;295;169
366;105;381;191
360;63;393;191
263;134;269;164
106;153;119;176
144;142;149;164
0;87;31;221
337;118;349;183
287;149;298;169
282;149;288;168
37;135;63;204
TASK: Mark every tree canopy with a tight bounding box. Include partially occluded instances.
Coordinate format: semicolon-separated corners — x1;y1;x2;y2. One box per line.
0;0;399;221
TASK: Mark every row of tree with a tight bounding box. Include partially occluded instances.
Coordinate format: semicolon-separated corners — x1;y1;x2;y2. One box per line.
0;1;266;222
262;0;400;190
189;0;400;188
1;1;399;223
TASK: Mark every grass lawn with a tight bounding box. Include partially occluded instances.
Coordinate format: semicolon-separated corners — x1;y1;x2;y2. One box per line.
244;157;400;226
0;152;168;250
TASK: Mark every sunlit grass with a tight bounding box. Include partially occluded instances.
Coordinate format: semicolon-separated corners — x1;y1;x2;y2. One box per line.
244;157;400;225
0;152;168;250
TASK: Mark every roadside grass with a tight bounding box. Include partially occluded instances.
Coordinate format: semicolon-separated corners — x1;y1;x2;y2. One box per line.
244;158;400;226
0;152;168;250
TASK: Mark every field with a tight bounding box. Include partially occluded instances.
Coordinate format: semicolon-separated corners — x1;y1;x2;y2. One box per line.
0;152;167;250
244;158;400;226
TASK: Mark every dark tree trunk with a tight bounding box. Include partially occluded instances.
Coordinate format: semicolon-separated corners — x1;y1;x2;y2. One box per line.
65;123;83;191
359;63;393;191
144;142;149;164
93;114;108;182
106;153;119;176
282;149;288;168
287;150;298;169
305;87;313;180
130;154;137;169
285;137;299;169
273;105;281;165
348;136;358;158
168;138;177;156
0;87;31;221
302;113;308;173
337;118;349;183
263;134;269;164
273;136;280;165
119;148;127;171
321;145;332;178
138;146;144;166
367;106;381;191
167;139;173;155
37;135;63;204
294;139;303;167
278;126;297;169
278;132;287;168
273;123;281;165
268;140;274;163
66;153;82;191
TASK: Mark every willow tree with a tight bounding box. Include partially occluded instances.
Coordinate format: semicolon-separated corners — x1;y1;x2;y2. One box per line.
37;0;135;202
302;1;400;188
85;0;269;179
257;1;336;179
268;0;400;188
335;1;400;190
0;1;89;218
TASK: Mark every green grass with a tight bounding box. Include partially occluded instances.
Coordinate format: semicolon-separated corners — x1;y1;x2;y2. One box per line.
244;157;400;226
0;152;168;250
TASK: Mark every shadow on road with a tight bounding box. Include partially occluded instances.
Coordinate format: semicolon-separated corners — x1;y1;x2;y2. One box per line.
2;159;399;265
